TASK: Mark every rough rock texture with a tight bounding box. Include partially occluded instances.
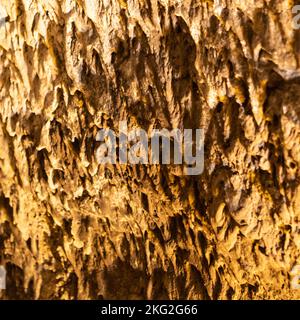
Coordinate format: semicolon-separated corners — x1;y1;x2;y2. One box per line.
1;0;300;300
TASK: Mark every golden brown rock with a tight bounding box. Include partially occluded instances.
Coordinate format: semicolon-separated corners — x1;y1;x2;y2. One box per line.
0;0;300;299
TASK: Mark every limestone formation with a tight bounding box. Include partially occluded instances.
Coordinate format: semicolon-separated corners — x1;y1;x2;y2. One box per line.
1;0;300;299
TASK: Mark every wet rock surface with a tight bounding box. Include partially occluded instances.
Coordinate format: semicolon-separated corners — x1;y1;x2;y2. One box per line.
0;0;300;299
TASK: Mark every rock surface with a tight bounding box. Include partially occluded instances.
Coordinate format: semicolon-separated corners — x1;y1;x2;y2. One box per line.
0;0;300;299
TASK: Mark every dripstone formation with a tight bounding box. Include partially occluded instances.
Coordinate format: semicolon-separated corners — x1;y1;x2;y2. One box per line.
0;0;300;299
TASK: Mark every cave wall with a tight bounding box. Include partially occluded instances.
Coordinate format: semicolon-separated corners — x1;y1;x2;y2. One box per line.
0;0;300;299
